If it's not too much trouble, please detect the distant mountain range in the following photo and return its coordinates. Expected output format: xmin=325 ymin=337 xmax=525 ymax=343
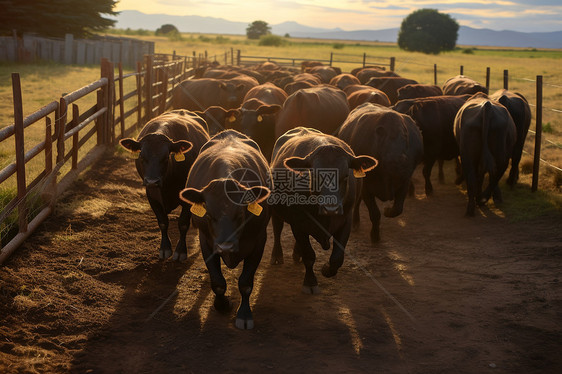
xmin=114 ymin=10 xmax=562 ymax=49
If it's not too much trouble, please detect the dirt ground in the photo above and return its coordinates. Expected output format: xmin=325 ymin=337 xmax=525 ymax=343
xmin=0 ymin=151 xmax=561 ymax=374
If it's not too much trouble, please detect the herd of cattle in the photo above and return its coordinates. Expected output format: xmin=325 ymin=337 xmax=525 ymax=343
xmin=119 ymin=60 xmax=531 ymax=330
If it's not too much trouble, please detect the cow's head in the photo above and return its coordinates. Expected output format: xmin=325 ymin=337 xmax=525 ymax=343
xmin=180 ymin=179 xmax=270 ymax=258
xmin=194 ymin=106 xmax=239 ymax=135
xmin=218 ymin=82 xmax=246 ymax=109
xmin=120 ymin=133 xmax=192 ymax=188
xmin=283 ymin=145 xmax=377 ymax=215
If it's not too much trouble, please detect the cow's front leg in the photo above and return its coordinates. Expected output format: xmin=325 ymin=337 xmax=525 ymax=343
xmin=147 ymin=197 xmax=172 ymax=259
xmin=200 ymin=238 xmax=230 ymax=313
xmin=173 ymin=203 xmax=191 ymax=261
xmin=236 ymin=236 xmax=265 ymax=330
xmin=270 ymin=212 xmax=284 ymax=265
xmin=322 ymin=220 xmax=351 ymax=278
xmin=384 ymin=179 xmax=408 ymax=218
xmin=292 ymin=229 xmax=318 ymax=294
xmin=362 ymin=187 xmax=381 ymax=243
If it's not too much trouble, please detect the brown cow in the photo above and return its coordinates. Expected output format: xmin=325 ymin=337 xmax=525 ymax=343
xmin=172 ymin=76 xmax=258 ymax=111
xmin=305 ymin=65 xmax=339 ymax=84
xmin=269 ymin=127 xmax=377 ymax=292
xmin=454 ymin=93 xmax=516 ymax=216
xmin=365 ymin=77 xmax=419 ymax=104
xmin=284 ymin=80 xmax=316 ymax=95
xmin=119 ymin=110 xmax=210 ymax=260
xmin=347 ymin=88 xmax=391 ymax=109
xmin=329 ymin=73 xmax=361 ymax=90
xmin=180 ymin=130 xmax=271 ymax=330
xmin=193 ymin=106 xmax=238 ymax=135
xmin=275 ymin=85 xmax=350 ymax=138
xmin=356 ymin=68 xmax=400 ymax=84
xmin=442 ymin=75 xmax=488 ymax=96
xmin=338 ymin=103 xmax=423 ymax=242
xmin=397 ymin=84 xmax=443 ymax=100
xmin=489 ymin=89 xmax=532 ymax=187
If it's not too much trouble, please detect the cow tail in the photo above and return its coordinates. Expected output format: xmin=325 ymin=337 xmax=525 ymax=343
xmin=481 ymin=101 xmax=495 ymax=174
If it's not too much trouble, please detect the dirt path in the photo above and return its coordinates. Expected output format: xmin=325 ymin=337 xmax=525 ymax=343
xmin=1 ymin=152 xmax=561 ymax=374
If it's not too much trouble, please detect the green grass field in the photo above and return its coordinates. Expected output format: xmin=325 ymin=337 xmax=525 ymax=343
xmin=0 ymin=32 xmax=560 ymax=216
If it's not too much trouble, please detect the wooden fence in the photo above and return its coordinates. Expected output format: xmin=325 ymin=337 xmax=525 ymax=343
xmin=0 ymin=53 xmax=195 ymax=264
xmin=0 ymin=33 xmax=155 ymax=68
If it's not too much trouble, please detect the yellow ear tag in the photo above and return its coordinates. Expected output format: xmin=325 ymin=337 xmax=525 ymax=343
xmin=190 ymin=203 xmax=206 ymax=217
xmin=257 ymin=115 xmax=263 ymax=122
xmin=228 ymin=114 xmax=237 ymax=123
xmin=247 ymin=202 xmax=263 ymax=216
xmin=353 ymin=169 xmax=366 ymax=178
xmin=174 ymin=152 xmax=185 ymax=162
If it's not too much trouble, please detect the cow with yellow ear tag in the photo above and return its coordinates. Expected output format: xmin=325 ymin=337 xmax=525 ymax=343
xmin=179 ymin=130 xmax=272 ymax=330
xmin=119 ymin=109 xmax=210 ymax=261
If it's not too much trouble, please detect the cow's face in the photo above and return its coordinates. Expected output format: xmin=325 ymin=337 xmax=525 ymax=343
xmin=237 ymin=104 xmax=281 ymax=139
xmin=180 ymin=179 xmax=270 ymax=255
xmin=120 ymin=134 xmax=192 ymax=187
xmin=284 ymin=145 xmax=377 ymax=215
xmin=219 ymin=82 xmax=246 ymax=108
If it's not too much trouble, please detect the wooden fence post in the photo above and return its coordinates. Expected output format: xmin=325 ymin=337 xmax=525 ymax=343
xmin=503 ymin=69 xmax=509 ymax=90
xmin=231 ymin=48 xmax=234 ymax=65
xmin=136 ymin=61 xmax=143 ymax=128
xmin=434 ymin=64 xmax=437 ymax=85
xmin=237 ymin=49 xmax=241 ymax=66
xmin=11 ymin=73 xmax=28 ymax=233
xmin=118 ymin=62 xmax=125 ymax=139
xmin=329 ymin=52 xmax=333 ymax=66
xmin=486 ymin=67 xmax=490 ymax=90
xmin=100 ymin=58 xmax=113 ymax=144
xmin=362 ymin=53 xmax=366 ymax=68
xmin=71 ymin=104 xmax=79 ymax=170
xmin=160 ymin=67 xmax=168 ymax=114
xmin=390 ymin=57 xmax=395 ymax=72
xmin=460 ymin=65 xmax=464 ymax=75
xmin=532 ymin=75 xmax=542 ymax=192
xmin=145 ymin=54 xmax=153 ymax=121
xmin=57 ymin=97 xmax=67 ymax=162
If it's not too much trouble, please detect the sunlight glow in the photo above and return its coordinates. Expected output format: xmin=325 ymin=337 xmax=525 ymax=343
xmin=338 ymin=305 xmax=363 ymax=355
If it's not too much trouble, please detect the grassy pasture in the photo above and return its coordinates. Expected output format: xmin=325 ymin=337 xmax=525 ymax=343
xmin=0 ymin=33 xmax=560 ymax=213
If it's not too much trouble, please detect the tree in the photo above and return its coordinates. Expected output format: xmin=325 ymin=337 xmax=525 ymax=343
xmin=155 ymin=24 xmax=179 ymax=36
xmin=397 ymin=9 xmax=459 ymax=54
xmin=0 ymin=0 xmax=118 ymax=38
xmin=246 ymin=20 xmax=271 ymax=40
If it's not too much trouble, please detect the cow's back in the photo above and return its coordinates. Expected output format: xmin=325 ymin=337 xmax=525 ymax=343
xmin=275 ymin=86 xmax=349 ymax=138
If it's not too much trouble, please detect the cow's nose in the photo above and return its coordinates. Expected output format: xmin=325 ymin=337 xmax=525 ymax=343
xmin=318 ymin=204 xmax=343 ymax=216
xmin=215 ymin=242 xmax=236 ymax=253
xmin=143 ymin=177 xmax=162 ymax=188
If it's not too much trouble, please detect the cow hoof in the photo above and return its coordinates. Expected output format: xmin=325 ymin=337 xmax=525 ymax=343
xmin=321 ymin=263 xmax=338 ymax=278
xmin=159 ymin=249 xmax=172 ymax=260
xmin=214 ymin=296 xmax=232 ymax=313
xmin=173 ymin=252 xmax=187 ymax=262
xmin=270 ymin=256 xmax=284 ymax=265
xmin=302 ymin=285 xmax=320 ymax=295
xmin=235 ymin=318 xmax=254 ymax=330
xmin=370 ymin=230 xmax=380 ymax=244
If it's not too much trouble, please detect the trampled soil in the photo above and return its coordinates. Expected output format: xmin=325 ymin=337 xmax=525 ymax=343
xmin=1 ymin=152 xmax=561 ymax=374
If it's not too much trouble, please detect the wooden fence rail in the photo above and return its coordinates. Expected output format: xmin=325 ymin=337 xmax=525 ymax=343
xmin=0 ymin=53 xmax=196 ymax=264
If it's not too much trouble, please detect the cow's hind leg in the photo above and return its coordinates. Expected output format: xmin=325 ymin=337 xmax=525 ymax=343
xmin=322 ymin=220 xmax=351 ymax=278
xmin=173 ymin=204 xmax=191 ymax=261
xmin=384 ymin=180 xmax=409 ymax=218
xmin=292 ymin=228 xmax=319 ymax=294
xmin=235 ymin=235 xmax=266 ymax=330
xmin=423 ymin=157 xmax=436 ymax=196
xmin=270 ymin=213 xmax=284 ymax=265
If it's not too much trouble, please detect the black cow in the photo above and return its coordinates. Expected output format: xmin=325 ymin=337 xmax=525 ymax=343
xmin=120 ymin=110 xmax=210 ymax=260
xmin=338 ymin=103 xmax=423 ymax=242
xmin=179 ymin=130 xmax=271 ymax=330
xmin=270 ymin=127 xmax=377 ymax=293
xmin=393 ymin=95 xmax=471 ymax=195
xmin=454 ymin=93 xmax=516 ymax=216
xmin=489 ymin=89 xmax=532 ymax=186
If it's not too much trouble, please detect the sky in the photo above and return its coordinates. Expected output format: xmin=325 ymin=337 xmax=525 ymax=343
xmin=114 ymin=0 xmax=562 ymax=32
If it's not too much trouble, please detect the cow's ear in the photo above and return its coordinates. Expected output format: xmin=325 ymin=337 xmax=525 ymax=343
xmin=179 ymin=187 xmax=205 ymax=205
xmin=119 ymin=138 xmax=141 ymax=152
xmin=257 ymin=104 xmax=282 ymax=116
xmin=246 ymin=186 xmax=271 ymax=204
xmin=170 ymin=140 xmax=193 ymax=154
xmin=349 ymin=155 xmax=378 ymax=176
xmin=284 ymin=156 xmax=310 ymax=172
xmin=236 ymin=84 xmax=245 ymax=92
